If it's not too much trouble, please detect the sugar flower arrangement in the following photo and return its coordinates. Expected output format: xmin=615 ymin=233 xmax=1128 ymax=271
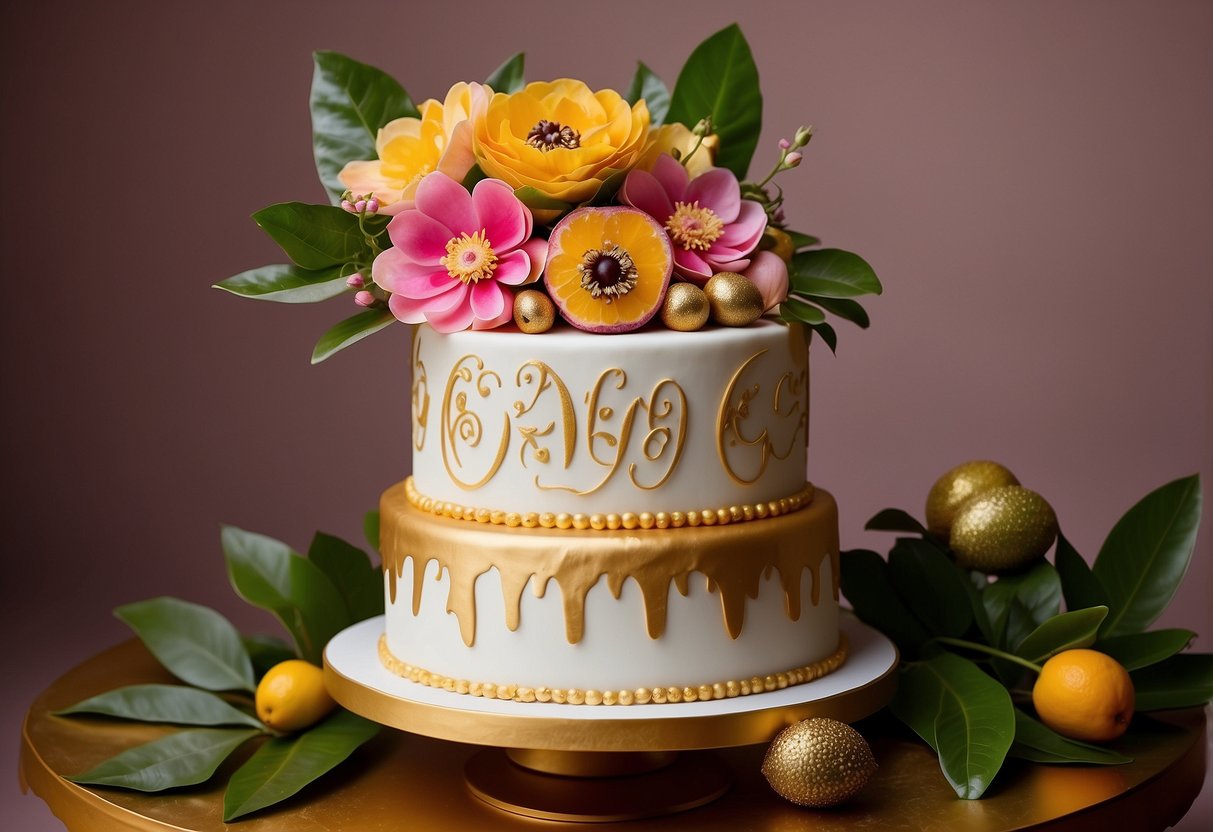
xmin=218 ymin=24 xmax=881 ymax=361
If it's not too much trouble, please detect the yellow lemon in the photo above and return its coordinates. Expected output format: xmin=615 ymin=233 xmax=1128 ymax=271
xmin=760 ymin=227 xmax=796 ymax=263
xmin=1032 ymin=649 xmax=1135 ymax=742
xmin=949 ymin=485 xmax=1058 ymax=573
xmin=925 ymin=460 xmax=1020 ymax=535
xmin=255 ymin=660 xmax=336 ymax=732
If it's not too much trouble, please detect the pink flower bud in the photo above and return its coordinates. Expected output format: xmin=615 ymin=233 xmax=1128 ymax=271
xmin=743 ymin=251 xmax=790 ymax=312
xmin=353 ymin=199 xmax=367 ymax=213
xmin=778 ymin=138 xmax=791 ymax=150
xmin=366 ymin=197 xmax=380 ymax=214
xmin=346 ymin=274 xmax=365 ymax=288
xmin=784 ymin=152 xmax=803 ymax=168
xmin=341 ymin=199 xmax=356 ymax=213
xmin=354 ymin=290 xmax=375 ymax=307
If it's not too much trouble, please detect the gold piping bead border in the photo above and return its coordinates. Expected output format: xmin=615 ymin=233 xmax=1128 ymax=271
xmin=402 ymin=477 xmax=816 ymax=531
xmin=377 ymin=632 xmax=848 ymax=706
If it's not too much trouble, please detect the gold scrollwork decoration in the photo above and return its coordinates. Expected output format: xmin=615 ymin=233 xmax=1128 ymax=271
xmin=440 ymin=354 xmax=510 ymax=491
xmin=717 ymin=350 xmax=807 ymax=486
xmin=410 ymin=330 xmax=430 ymax=452
xmin=512 ymin=361 xmax=576 ymax=470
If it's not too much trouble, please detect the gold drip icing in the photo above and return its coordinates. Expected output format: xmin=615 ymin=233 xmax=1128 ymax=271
xmin=380 ymin=480 xmax=840 ymax=647
xmin=378 ymin=632 xmax=848 ymax=705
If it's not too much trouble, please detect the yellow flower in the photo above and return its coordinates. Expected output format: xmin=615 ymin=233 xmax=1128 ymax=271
xmin=637 ymin=123 xmax=719 ymax=178
xmin=473 ymin=80 xmax=650 ymax=204
xmin=338 ymin=82 xmax=490 ymax=213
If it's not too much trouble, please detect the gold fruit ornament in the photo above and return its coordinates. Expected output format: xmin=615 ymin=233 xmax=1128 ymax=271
xmin=1032 ymin=649 xmax=1135 ymax=742
xmin=513 ymin=289 xmax=556 ymax=334
xmin=760 ymin=227 xmax=795 ymax=263
xmin=949 ymin=485 xmax=1058 ymax=573
xmin=660 ymin=282 xmax=710 ymax=331
xmin=925 ymin=460 xmax=1020 ymax=536
xmin=704 ymin=272 xmax=764 ymax=327
xmin=761 ymin=717 xmax=877 ymax=807
xmin=255 ymin=660 xmax=337 ymax=732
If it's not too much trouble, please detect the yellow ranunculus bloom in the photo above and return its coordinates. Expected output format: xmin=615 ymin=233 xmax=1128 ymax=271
xmin=637 ymin=123 xmax=719 ymax=177
xmin=473 ymin=79 xmax=650 ymax=204
xmin=339 ymin=82 xmax=490 ymax=213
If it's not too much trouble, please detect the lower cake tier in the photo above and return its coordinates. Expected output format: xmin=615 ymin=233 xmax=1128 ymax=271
xmin=378 ymin=479 xmax=843 ymax=701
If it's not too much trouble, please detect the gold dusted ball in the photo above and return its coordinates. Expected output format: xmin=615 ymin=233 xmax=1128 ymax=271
xmin=513 ymin=289 xmax=556 ymax=334
xmin=950 ymin=485 xmax=1059 ymax=573
xmin=704 ymin=272 xmax=764 ymax=327
xmin=660 ymin=282 xmax=710 ymax=331
xmin=762 ymin=718 xmax=877 ymax=807
xmin=925 ymin=460 xmax=1020 ymax=536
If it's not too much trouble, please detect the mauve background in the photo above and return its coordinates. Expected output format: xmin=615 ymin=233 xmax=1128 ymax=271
xmin=3 ymin=0 xmax=1210 ymax=828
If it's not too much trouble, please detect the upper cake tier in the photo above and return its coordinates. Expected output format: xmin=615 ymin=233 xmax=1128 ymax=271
xmin=409 ymin=318 xmax=810 ymax=519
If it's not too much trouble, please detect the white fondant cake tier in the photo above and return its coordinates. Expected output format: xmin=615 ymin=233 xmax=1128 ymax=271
xmin=408 ymin=319 xmax=809 ymax=518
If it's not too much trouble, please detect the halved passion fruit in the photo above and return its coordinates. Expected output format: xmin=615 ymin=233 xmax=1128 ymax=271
xmin=544 ymin=206 xmax=672 ymax=333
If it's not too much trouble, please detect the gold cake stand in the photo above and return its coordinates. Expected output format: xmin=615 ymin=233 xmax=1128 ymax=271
xmin=323 ymin=613 xmax=899 ymax=821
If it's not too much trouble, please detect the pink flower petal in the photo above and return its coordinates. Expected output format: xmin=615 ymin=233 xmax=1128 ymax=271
xmin=494 ymin=249 xmax=532 ymax=286
xmin=414 ymin=171 xmax=477 ymax=236
xmin=743 ymin=251 xmax=789 ymax=311
xmin=425 ymin=285 xmax=476 ymax=332
xmin=519 ymin=237 xmax=547 ymax=284
xmin=651 ymin=153 xmax=689 ymax=202
xmin=387 ymin=282 xmax=462 ymax=324
xmin=718 ymin=199 xmax=768 ymax=249
xmin=673 ymin=248 xmax=712 ymax=283
xmin=469 ymin=279 xmax=508 ymax=322
xmin=473 ymin=179 xmax=530 ymax=251
xmin=386 ymin=210 xmax=454 ymax=265
xmin=685 ymin=168 xmax=741 ymax=223
xmin=621 ymin=168 xmax=675 ymax=222
xmin=471 ymin=300 xmax=514 ymax=330
xmin=372 ymin=248 xmax=455 ymax=297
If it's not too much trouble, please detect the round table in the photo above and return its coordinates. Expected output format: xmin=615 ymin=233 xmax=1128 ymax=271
xmin=19 ymin=640 xmax=1208 ymax=831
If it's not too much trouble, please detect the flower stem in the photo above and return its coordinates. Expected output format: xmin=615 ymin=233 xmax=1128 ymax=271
xmin=931 ymin=637 xmax=1044 ymax=674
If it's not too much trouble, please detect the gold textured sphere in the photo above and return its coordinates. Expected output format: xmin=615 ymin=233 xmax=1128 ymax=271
xmin=925 ymin=460 xmax=1020 ymax=536
xmin=660 ymin=282 xmax=710 ymax=331
xmin=704 ymin=272 xmax=764 ymax=327
xmin=513 ymin=289 xmax=556 ymax=334
xmin=950 ymin=485 xmax=1059 ymax=573
xmin=762 ymin=718 xmax=877 ymax=807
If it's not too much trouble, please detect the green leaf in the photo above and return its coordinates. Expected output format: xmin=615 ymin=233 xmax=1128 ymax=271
xmin=1054 ymin=532 xmax=1109 ymax=613
xmin=513 ymin=186 xmax=574 ymax=213
xmin=890 ymin=652 xmax=1015 ymax=799
xmin=983 ymin=562 xmax=1062 ymax=651
xmin=311 ymin=308 xmax=396 ymax=364
xmin=1093 ymin=475 xmax=1202 ymax=636
xmin=585 ymin=169 xmax=629 ymax=208
xmin=784 ymin=230 xmax=821 ymax=251
xmin=811 ymin=295 xmax=871 ymax=329
xmin=789 ymin=249 xmax=883 ymax=298
xmin=781 ymin=297 xmax=826 ymax=325
xmin=243 ymin=634 xmax=298 ymax=678
xmin=666 ymin=24 xmax=762 ymax=178
xmin=865 ymin=508 xmax=928 ymax=535
xmin=888 ymin=538 xmax=973 ymax=637
xmin=461 ymin=164 xmax=487 ymax=189
xmin=839 ymin=549 xmax=930 ymax=653
xmin=1009 ymin=709 xmax=1131 ymax=765
xmin=223 ymin=710 xmax=379 ymax=821
xmin=67 ymin=728 xmax=259 ymax=792
xmin=252 ymin=203 xmax=370 ymax=271
xmin=363 ymin=510 xmax=381 ymax=552
xmin=310 ymin=52 xmax=418 ymax=202
xmin=625 ymin=62 xmax=670 ymax=125
xmin=1098 ymin=629 xmax=1196 ymax=671
xmin=221 ymin=526 xmax=350 ymax=665
xmin=57 ymin=685 xmax=262 ymax=729
xmin=963 ymin=573 xmax=998 ymax=647
xmin=485 ymin=53 xmax=525 ymax=93
xmin=1014 ymin=606 xmax=1108 ymax=665
xmin=1130 ymin=653 xmax=1213 ymax=710
xmin=214 ymin=264 xmax=349 ymax=304
xmin=809 ymin=322 xmax=837 ymax=354
xmin=115 ymin=598 xmax=254 ymax=693
xmin=308 ymin=532 xmax=383 ymax=622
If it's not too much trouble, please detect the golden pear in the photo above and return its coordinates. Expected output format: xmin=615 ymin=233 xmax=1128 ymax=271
xmin=925 ymin=460 xmax=1020 ymax=535
xmin=762 ymin=717 xmax=877 ymax=807
xmin=950 ymin=485 xmax=1058 ymax=573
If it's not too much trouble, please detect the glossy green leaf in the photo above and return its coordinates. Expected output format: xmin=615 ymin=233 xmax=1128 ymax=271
xmin=809 ymin=322 xmax=837 ymax=354
xmin=513 ymin=186 xmax=574 ymax=213
xmin=1054 ymin=532 xmax=1109 ymax=613
xmin=1009 ymin=709 xmax=1131 ymax=765
xmin=784 ymin=230 xmax=821 ymax=250
xmin=214 ymin=264 xmax=348 ymax=304
xmin=223 ymin=710 xmax=379 ymax=821
xmin=963 ymin=573 xmax=998 ymax=647
xmin=865 ymin=508 xmax=928 ymax=535
xmin=666 ymin=24 xmax=762 ymax=178
xmin=311 ymin=308 xmax=396 ymax=364
xmin=67 ymin=728 xmax=259 ymax=792
xmin=1093 ymin=475 xmax=1202 ymax=636
xmin=1014 ymin=606 xmax=1107 ymax=665
xmin=890 ymin=652 xmax=1014 ymax=799
xmin=310 ymin=52 xmax=418 ymax=201
xmin=790 ymin=249 xmax=883 ymax=298
xmin=782 ymin=297 xmax=826 ymax=325
xmin=888 ymin=538 xmax=973 ymax=637
xmin=1130 ymin=653 xmax=1213 ymax=710
xmin=485 ymin=53 xmax=525 ymax=93
xmin=625 ymin=62 xmax=670 ymax=125
xmin=308 ymin=532 xmax=383 ymax=623
xmin=221 ymin=526 xmax=349 ymax=665
xmin=811 ymin=295 xmax=871 ymax=328
xmin=252 ymin=203 xmax=370 ymax=271
xmin=242 ymin=634 xmax=297 ymax=678
xmin=983 ymin=561 xmax=1062 ymax=651
xmin=839 ymin=549 xmax=930 ymax=653
xmin=461 ymin=164 xmax=487 ymax=189
xmin=57 ymin=685 xmax=262 ymax=729
xmin=1098 ymin=629 xmax=1196 ymax=671
xmin=363 ymin=510 xmax=381 ymax=552
xmin=115 ymin=598 xmax=254 ymax=693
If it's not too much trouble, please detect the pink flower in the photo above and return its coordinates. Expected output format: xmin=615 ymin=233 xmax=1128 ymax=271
xmin=372 ymin=172 xmax=546 ymax=332
xmin=620 ymin=154 xmax=767 ymax=285
xmin=744 ymin=251 xmax=790 ymax=312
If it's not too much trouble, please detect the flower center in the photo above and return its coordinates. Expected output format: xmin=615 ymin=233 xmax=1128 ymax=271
xmin=577 ymin=242 xmax=638 ymax=302
xmin=440 ymin=230 xmax=497 ymax=284
xmin=526 ymin=119 xmax=581 ymax=151
xmin=665 ymin=201 xmax=724 ymax=251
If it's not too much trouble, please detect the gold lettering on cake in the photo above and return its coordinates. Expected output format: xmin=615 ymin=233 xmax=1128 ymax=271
xmin=512 ymin=361 xmax=576 ymax=469
xmin=410 ymin=329 xmax=430 ymax=452
xmin=716 ymin=350 xmax=808 ymax=486
xmin=629 ymin=379 xmax=688 ymax=491
xmin=440 ymin=355 xmax=510 ymax=490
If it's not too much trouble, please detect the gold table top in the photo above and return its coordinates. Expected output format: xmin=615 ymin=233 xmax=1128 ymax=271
xmin=20 ymin=639 xmax=1208 ymax=831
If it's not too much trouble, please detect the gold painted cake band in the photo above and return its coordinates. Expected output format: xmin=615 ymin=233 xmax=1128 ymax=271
xmin=378 ymin=633 xmax=848 ymax=706
xmin=402 ymin=476 xmax=816 ymax=531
